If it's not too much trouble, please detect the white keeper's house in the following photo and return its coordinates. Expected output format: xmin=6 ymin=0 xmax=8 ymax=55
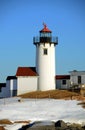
xmin=0 ymin=24 xmax=85 ymax=98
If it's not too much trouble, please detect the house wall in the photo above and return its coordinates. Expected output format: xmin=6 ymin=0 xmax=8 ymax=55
xmin=56 ymin=80 xmax=61 ymax=89
xmin=70 ymin=71 xmax=85 ymax=85
xmin=6 ymin=79 xmax=17 ymax=97
xmin=61 ymin=80 xmax=70 ymax=89
xmin=0 ymin=84 xmax=10 ymax=98
xmin=82 ymin=75 xmax=85 ymax=84
xmin=9 ymin=79 xmax=17 ymax=90
xmin=56 ymin=79 xmax=70 ymax=89
xmin=0 ymin=79 xmax=17 ymax=98
xmin=17 ymin=76 xmax=38 ymax=95
xmin=10 ymin=79 xmax=17 ymax=96
xmin=70 ymin=76 xmax=78 ymax=84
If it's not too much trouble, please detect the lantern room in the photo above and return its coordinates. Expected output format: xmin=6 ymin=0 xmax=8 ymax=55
xmin=33 ymin=24 xmax=58 ymax=45
xmin=39 ymin=23 xmax=52 ymax=43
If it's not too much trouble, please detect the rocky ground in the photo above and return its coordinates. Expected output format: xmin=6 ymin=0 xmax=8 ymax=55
xmin=1 ymin=119 xmax=85 ymax=130
xmin=19 ymin=120 xmax=85 ymax=130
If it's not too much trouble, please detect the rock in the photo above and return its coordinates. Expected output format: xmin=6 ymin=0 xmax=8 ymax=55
xmin=68 ymin=123 xmax=84 ymax=130
xmin=26 ymin=121 xmax=55 ymax=130
xmin=19 ymin=122 xmax=35 ymax=130
xmin=82 ymin=125 xmax=85 ymax=129
xmin=55 ymin=120 xmax=67 ymax=128
xmin=55 ymin=120 xmax=85 ymax=130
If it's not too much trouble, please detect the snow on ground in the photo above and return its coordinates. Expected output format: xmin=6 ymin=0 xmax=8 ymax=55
xmin=0 ymin=97 xmax=85 ymax=129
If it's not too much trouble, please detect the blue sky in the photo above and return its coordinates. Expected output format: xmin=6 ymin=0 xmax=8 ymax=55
xmin=0 ymin=0 xmax=85 ymax=82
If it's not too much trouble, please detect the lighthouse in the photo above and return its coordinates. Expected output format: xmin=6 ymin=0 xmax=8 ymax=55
xmin=33 ymin=24 xmax=58 ymax=91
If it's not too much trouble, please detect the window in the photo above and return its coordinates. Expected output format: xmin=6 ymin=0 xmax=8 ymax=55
xmin=43 ymin=48 xmax=48 ymax=55
xmin=62 ymin=80 xmax=66 ymax=85
xmin=78 ymin=76 xmax=81 ymax=84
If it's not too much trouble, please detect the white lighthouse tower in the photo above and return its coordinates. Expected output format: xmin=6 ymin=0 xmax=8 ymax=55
xmin=33 ymin=24 xmax=58 ymax=91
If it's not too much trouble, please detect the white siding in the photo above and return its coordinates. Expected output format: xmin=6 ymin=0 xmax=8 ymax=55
xmin=10 ymin=79 xmax=17 ymax=90
xmin=17 ymin=76 xmax=38 ymax=95
xmin=70 ymin=76 xmax=78 ymax=84
xmin=56 ymin=79 xmax=70 ymax=89
xmin=82 ymin=75 xmax=85 ymax=84
xmin=70 ymin=71 xmax=85 ymax=85
xmin=6 ymin=79 xmax=17 ymax=97
xmin=10 ymin=79 xmax=17 ymax=96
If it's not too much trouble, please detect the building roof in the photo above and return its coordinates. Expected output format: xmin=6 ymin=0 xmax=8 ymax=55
xmin=16 ymin=67 xmax=38 ymax=76
xmin=56 ymin=75 xmax=70 ymax=80
xmin=0 ymin=83 xmax=6 ymax=87
xmin=6 ymin=76 xmax=17 ymax=80
xmin=69 ymin=70 xmax=85 ymax=75
xmin=0 ymin=83 xmax=6 ymax=92
xmin=40 ymin=23 xmax=52 ymax=33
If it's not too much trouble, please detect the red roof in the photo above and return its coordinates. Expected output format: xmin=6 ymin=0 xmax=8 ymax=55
xmin=55 ymin=75 xmax=70 ymax=80
xmin=16 ymin=67 xmax=38 ymax=76
xmin=40 ymin=23 xmax=52 ymax=33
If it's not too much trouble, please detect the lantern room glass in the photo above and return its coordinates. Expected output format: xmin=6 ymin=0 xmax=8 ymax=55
xmin=40 ymin=32 xmax=52 ymax=37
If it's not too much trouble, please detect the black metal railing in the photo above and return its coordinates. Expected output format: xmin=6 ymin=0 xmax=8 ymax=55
xmin=33 ymin=36 xmax=58 ymax=45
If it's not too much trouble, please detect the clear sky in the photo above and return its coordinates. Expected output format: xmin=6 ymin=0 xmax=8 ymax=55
xmin=0 ymin=0 xmax=85 ymax=82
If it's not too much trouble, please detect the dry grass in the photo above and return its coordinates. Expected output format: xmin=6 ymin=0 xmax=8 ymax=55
xmin=0 ymin=119 xmax=12 ymax=124
xmin=14 ymin=120 xmax=31 ymax=124
xmin=18 ymin=89 xmax=81 ymax=100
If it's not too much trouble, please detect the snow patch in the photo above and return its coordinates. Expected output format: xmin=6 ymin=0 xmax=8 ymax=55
xmin=0 ymin=97 xmax=85 ymax=129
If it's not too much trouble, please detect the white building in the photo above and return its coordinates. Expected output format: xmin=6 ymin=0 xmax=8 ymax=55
xmin=69 ymin=70 xmax=85 ymax=88
xmin=16 ymin=67 xmax=38 ymax=95
xmin=56 ymin=75 xmax=70 ymax=89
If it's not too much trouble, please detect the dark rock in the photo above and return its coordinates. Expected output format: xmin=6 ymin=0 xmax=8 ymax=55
xmin=55 ymin=120 xmax=67 ymax=128
xmin=18 ymin=122 xmax=35 ymax=130
xmin=68 ymin=123 xmax=84 ymax=130
xmin=27 ymin=121 xmax=55 ymax=130
xmin=82 ymin=125 xmax=85 ymax=129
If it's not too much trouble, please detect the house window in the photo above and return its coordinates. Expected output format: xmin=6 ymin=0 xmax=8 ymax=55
xmin=62 ymin=80 xmax=66 ymax=85
xmin=78 ymin=76 xmax=81 ymax=84
xmin=43 ymin=48 xmax=48 ymax=55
